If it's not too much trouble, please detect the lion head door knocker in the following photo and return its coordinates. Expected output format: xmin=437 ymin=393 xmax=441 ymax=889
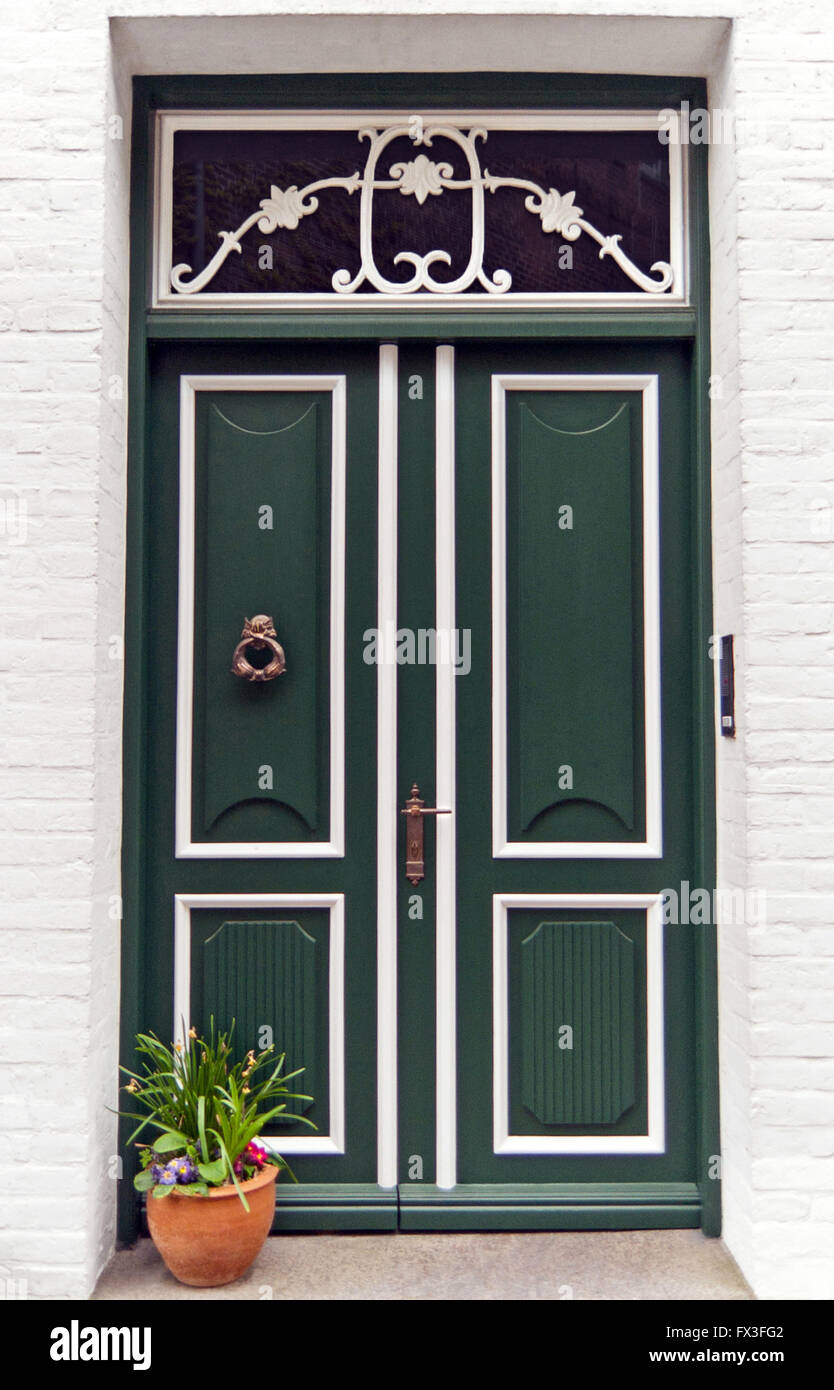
xmin=231 ymin=614 xmax=286 ymax=683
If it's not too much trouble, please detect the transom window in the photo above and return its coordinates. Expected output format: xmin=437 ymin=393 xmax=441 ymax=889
xmin=154 ymin=110 xmax=687 ymax=309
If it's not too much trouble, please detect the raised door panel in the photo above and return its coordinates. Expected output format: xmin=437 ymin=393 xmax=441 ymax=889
xmin=175 ymin=375 xmax=346 ymax=858
xmin=493 ymin=374 xmax=661 ymax=859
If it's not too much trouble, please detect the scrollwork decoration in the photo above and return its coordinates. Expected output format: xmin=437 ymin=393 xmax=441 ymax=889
xmin=170 ymin=121 xmax=674 ymax=298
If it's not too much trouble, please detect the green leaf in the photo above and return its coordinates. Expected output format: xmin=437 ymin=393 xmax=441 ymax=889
xmin=214 ymin=1135 xmax=250 ymax=1212
xmin=152 ymin=1184 xmax=175 ymax=1198
xmin=152 ymin=1130 xmax=189 ymax=1155
xmin=274 ymin=1154 xmax=298 ymax=1183
xmin=175 ymin=1182 xmax=210 ymax=1197
xmin=133 ymin=1169 xmax=156 ymax=1192
xmin=197 ymin=1095 xmax=209 ymax=1164
xmin=196 ymin=1159 xmax=226 ymax=1185
xmin=124 ymin=1115 xmax=155 ymax=1147
xmin=256 ymin=1102 xmax=317 ymax=1131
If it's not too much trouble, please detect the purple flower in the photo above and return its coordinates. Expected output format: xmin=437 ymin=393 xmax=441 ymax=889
xmin=161 ymin=1156 xmax=197 ymax=1185
xmin=172 ymin=1157 xmax=198 ymax=1184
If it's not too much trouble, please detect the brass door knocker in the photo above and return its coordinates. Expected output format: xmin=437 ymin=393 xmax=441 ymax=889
xmin=231 ymin=614 xmax=286 ymax=683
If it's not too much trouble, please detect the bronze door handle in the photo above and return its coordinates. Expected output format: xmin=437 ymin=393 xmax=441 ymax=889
xmin=400 ymin=782 xmax=452 ymax=885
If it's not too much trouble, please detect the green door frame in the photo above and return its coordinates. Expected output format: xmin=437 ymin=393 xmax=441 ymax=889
xmin=119 ymin=71 xmax=718 ymax=1242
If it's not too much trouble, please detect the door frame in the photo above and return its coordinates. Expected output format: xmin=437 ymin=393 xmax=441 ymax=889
xmin=119 ymin=71 xmax=718 ymax=1241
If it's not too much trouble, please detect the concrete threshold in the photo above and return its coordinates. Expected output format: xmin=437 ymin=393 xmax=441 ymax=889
xmin=93 ymin=1229 xmax=753 ymax=1301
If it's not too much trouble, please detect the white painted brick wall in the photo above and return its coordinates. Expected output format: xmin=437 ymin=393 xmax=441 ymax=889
xmin=721 ymin=1 xmax=834 ymax=1298
xmin=0 ymin=0 xmax=832 ymax=1300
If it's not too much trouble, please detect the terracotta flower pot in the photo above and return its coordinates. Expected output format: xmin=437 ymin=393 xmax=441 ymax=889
xmin=146 ymin=1164 xmax=278 ymax=1287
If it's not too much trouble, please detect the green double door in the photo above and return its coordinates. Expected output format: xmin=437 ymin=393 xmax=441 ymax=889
xmin=136 ymin=331 xmax=716 ymax=1233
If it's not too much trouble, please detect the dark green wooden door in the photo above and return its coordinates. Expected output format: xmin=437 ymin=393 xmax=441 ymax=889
xmin=396 ymin=339 xmax=712 ymax=1231
xmin=134 ymin=334 xmax=714 ymax=1233
xmin=140 ymin=339 xmax=397 ymax=1228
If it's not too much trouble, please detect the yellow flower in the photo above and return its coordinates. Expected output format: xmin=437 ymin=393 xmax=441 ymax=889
xmin=188 ymin=1026 xmax=198 ymax=1039
xmin=242 ymin=1085 xmax=250 ymax=1095
xmin=126 ymin=1078 xmax=140 ymax=1093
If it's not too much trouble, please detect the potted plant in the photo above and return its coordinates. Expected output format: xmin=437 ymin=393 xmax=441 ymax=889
xmin=120 ymin=1021 xmax=314 ymax=1287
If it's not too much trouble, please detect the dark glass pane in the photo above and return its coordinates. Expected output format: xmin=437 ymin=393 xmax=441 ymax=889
xmin=172 ymin=129 xmax=364 ymax=294
xmin=170 ymin=125 xmax=671 ymax=297
xmin=481 ymin=129 xmax=670 ymax=295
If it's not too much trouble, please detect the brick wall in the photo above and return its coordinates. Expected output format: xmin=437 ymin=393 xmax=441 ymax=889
xmin=0 ymin=3 xmax=116 ymax=1299
xmin=713 ymin=4 xmax=834 ymax=1299
xmin=0 ymin=0 xmax=831 ymax=1300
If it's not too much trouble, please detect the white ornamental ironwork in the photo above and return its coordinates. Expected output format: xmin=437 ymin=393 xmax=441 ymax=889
xmin=170 ymin=122 xmax=674 ymax=297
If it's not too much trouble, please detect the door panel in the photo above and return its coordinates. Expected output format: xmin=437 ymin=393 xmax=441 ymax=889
xmin=495 ymin=374 xmax=660 ymax=857
xmin=431 ymin=340 xmax=700 ymax=1221
xmin=177 ymin=896 xmax=343 ymax=1153
xmin=143 ymin=341 xmax=387 ymax=1208
xmin=505 ymin=386 xmax=646 ymax=849
xmin=197 ymin=391 xmax=330 ymax=845
xmin=495 ymin=895 xmax=664 ymax=1153
xmin=517 ymin=918 xmax=637 ymax=1129
xmin=178 ymin=375 xmax=344 ymax=856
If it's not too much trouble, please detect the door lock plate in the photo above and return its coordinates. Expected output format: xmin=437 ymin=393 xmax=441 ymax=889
xmin=401 ymin=782 xmax=452 ymax=885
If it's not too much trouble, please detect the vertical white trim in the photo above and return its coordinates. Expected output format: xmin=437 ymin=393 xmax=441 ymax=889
xmin=376 ymin=345 xmax=399 ymax=1190
xmin=173 ymin=892 xmax=345 ymax=1155
xmin=491 ymin=373 xmax=508 ymax=861
xmin=329 ymin=376 xmax=347 ymax=860
xmin=156 ymin=112 xmax=174 ymax=307
xmin=491 ymin=373 xmax=663 ymax=859
xmin=176 ymin=375 xmax=198 ymax=859
xmin=173 ymin=894 xmax=192 ymax=1054
xmin=668 ymin=133 xmax=689 ymax=306
xmin=491 ymin=892 xmax=510 ymax=1160
xmin=492 ymin=893 xmax=665 ymax=1155
xmin=642 ymin=376 xmax=663 ymax=859
xmin=645 ymin=893 xmax=666 ymax=1152
xmin=435 ymin=345 xmax=457 ymax=1191
xmin=328 ymin=894 xmax=347 ymax=1158
xmin=174 ymin=374 xmax=346 ymax=858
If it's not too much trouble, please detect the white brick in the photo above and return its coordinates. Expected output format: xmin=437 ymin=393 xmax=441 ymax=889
xmin=751 ymin=1194 xmax=812 ymax=1221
